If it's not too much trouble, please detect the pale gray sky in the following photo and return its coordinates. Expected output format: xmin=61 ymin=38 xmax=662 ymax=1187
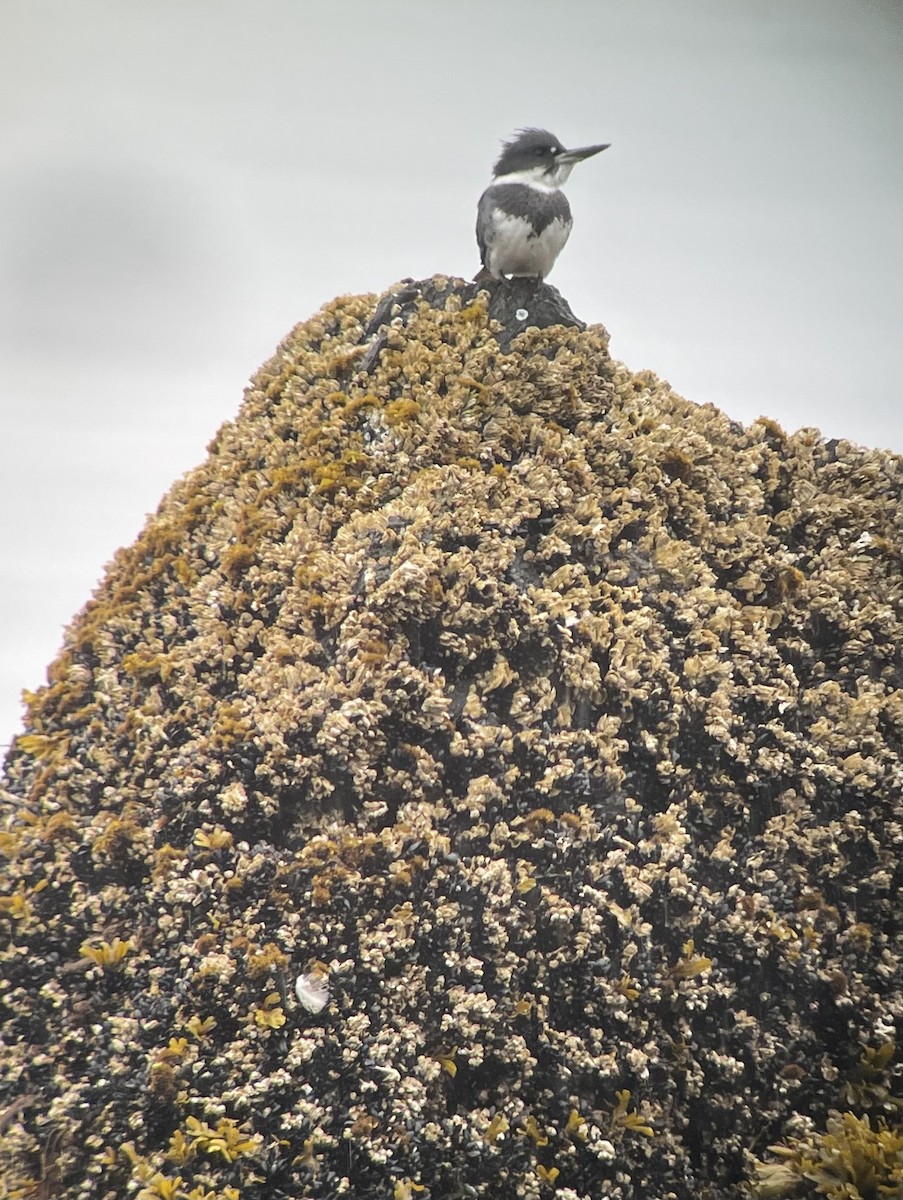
xmin=1 ymin=0 xmax=901 ymax=748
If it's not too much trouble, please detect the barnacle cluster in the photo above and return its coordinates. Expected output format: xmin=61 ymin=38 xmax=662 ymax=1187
xmin=1 ymin=276 xmax=901 ymax=1198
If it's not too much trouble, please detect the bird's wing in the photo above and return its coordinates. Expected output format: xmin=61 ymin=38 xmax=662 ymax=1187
xmin=475 ymin=187 xmax=497 ymax=268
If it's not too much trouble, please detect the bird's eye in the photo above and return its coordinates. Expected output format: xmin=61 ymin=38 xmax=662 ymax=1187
xmin=535 ymin=146 xmax=549 ymax=156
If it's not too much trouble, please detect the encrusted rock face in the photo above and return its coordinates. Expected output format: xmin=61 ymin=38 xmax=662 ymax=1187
xmin=1 ymin=277 xmax=901 ymax=1200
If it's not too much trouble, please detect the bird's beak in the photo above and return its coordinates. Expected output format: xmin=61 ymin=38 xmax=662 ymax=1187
xmin=557 ymin=142 xmax=610 ymax=165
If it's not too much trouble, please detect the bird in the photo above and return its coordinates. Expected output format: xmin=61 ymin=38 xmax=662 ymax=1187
xmin=476 ymin=128 xmax=609 ymax=282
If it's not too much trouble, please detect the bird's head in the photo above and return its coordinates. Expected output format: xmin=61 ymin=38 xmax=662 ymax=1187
xmin=492 ymin=128 xmax=610 ymax=187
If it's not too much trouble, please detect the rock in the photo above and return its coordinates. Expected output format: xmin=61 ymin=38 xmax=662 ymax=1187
xmin=1 ymin=275 xmax=901 ymax=1199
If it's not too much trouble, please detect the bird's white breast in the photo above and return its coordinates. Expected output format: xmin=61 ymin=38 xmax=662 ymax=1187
xmin=486 ymin=210 xmax=572 ymax=279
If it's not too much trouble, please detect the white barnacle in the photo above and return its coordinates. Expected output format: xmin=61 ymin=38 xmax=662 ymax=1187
xmin=295 ymin=971 xmax=330 ymax=1014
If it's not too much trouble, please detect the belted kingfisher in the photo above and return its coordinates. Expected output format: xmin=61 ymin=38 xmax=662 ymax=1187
xmin=476 ymin=128 xmax=609 ymax=281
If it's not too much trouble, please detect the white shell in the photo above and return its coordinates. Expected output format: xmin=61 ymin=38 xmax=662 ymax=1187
xmin=295 ymin=972 xmax=329 ymax=1013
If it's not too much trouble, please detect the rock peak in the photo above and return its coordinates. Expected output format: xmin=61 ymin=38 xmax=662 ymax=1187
xmin=2 ymin=276 xmax=901 ymax=1198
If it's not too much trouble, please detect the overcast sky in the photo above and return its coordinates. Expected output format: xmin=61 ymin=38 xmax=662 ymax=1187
xmin=1 ymin=0 xmax=901 ymax=750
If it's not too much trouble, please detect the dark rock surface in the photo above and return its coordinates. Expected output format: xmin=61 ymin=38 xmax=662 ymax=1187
xmin=1 ymin=276 xmax=901 ymax=1199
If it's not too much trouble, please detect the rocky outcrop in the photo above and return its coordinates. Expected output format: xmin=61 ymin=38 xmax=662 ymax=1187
xmin=2 ymin=277 xmax=901 ymax=1199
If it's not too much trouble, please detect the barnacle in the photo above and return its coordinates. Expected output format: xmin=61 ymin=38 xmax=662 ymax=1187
xmin=1 ymin=276 xmax=901 ymax=1199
